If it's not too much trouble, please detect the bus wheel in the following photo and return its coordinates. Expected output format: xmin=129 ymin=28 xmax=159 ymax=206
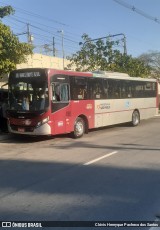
xmin=73 ymin=117 xmax=85 ymax=138
xmin=132 ymin=110 xmax=140 ymax=126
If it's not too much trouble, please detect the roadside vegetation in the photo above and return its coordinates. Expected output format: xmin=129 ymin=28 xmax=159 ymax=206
xmin=67 ymin=34 xmax=160 ymax=79
xmin=0 ymin=5 xmax=33 ymax=76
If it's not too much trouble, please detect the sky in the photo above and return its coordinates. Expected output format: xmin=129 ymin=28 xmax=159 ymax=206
xmin=0 ymin=0 xmax=160 ymax=58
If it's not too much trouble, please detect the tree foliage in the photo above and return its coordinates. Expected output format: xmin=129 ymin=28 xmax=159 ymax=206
xmin=67 ymin=34 xmax=151 ymax=78
xmin=0 ymin=5 xmax=15 ymax=18
xmin=138 ymin=51 xmax=160 ymax=79
xmin=0 ymin=5 xmax=33 ymax=76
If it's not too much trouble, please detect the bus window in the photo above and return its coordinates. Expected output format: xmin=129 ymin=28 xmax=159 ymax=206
xmin=9 ymin=81 xmax=48 ymax=111
xmin=52 ymin=83 xmax=69 ymax=102
xmin=103 ymin=79 xmax=108 ymax=99
xmin=144 ymin=82 xmax=157 ymax=97
xmin=125 ymin=81 xmax=133 ymax=98
xmin=88 ymin=78 xmax=104 ymax=99
xmin=61 ymin=84 xmax=69 ymax=101
xmin=70 ymin=77 xmax=87 ymax=100
xmin=120 ymin=80 xmax=127 ymax=98
xmin=134 ymin=81 xmax=145 ymax=98
xmin=108 ymin=79 xmax=118 ymax=99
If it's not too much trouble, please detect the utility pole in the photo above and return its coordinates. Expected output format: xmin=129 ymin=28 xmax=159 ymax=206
xmin=16 ymin=23 xmax=34 ymax=45
xmin=27 ymin=23 xmax=30 ymax=44
xmin=57 ymin=30 xmax=65 ymax=69
xmin=123 ymin=34 xmax=127 ymax=56
xmin=27 ymin=23 xmax=34 ymax=44
xmin=53 ymin=37 xmax=55 ymax=56
xmin=15 ymin=23 xmax=30 ymax=44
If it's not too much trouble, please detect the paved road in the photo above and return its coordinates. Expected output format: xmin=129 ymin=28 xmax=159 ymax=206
xmin=0 ymin=117 xmax=160 ymax=229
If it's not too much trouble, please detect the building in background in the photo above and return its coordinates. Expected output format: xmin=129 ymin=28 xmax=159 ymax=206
xmin=17 ymin=53 xmax=71 ymax=69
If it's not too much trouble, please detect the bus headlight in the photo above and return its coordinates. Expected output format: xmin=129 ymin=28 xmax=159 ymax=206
xmin=36 ymin=121 xmax=41 ymax=127
xmin=41 ymin=117 xmax=49 ymax=124
xmin=36 ymin=117 xmax=49 ymax=128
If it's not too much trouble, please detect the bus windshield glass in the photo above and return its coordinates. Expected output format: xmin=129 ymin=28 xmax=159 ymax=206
xmin=8 ymin=70 xmax=49 ymax=112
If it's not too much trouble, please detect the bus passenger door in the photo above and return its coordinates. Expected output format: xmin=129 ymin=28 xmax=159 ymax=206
xmin=51 ymin=83 xmax=70 ymax=135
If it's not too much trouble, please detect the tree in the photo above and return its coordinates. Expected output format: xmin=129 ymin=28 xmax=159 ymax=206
xmin=67 ymin=34 xmax=151 ymax=78
xmin=138 ymin=51 xmax=160 ymax=79
xmin=113 ymin=53 xmax=151 ymax=77
xmin=0 ymin=6 xmax=33 ymax=76
xmin=0 ymin=5 xmax=15 ymax=18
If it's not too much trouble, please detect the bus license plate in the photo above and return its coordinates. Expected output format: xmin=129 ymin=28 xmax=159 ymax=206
xmin=18 ymin=128 xmax=25 ymax=132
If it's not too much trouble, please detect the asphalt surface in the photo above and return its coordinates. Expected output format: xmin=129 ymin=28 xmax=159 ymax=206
xmin=0 ymin=116 xmax=160 ymax=230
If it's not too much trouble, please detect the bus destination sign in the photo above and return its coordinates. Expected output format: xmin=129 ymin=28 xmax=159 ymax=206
xmin=15 ymin=72 xmax=41 ymax=78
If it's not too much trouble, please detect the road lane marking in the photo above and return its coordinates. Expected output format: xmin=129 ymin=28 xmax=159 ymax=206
xmin=83 ymin=151 xmax=118 ymax=166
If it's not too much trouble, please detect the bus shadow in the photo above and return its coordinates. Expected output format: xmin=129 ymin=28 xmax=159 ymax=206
xmin=0 ymin=132 xmax=73 ymax=144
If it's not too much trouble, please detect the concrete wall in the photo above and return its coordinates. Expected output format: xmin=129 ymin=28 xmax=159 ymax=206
xmin=16 ymin=53 xmax=71 ymax=70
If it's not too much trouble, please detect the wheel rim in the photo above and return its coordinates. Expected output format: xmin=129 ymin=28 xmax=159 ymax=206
xmin=75 ymin=120 xmax=84 ymax=136
xmin=133 ymin=112 xmax=139 ymax=125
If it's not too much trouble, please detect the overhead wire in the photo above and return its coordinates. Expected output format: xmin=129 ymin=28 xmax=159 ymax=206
xmin=8 ymin=14 xmax=80 ymax=47
xmin=0 ymin=1 xmax=82 ymax=39
xmin=12 ymin=22 xmax=79 ymax=56
xmin=0 ymin=1 xmax=82 ymax=57
xmin=113 ymin=0 xmax=160 ymax=24
xmin=0 ymin=1 xmax=68 ymax=27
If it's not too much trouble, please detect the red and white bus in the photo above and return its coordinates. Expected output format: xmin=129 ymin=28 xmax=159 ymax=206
xmin=7 ymin=68 xmax=158 ymax=138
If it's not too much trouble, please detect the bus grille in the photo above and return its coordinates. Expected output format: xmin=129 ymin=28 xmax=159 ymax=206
xmin=10 ymin=125 xmax=34 ymax=132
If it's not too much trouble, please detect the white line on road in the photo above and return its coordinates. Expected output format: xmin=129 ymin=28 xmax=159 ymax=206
xmin=83 ymin=151 xmax=118 ymax=166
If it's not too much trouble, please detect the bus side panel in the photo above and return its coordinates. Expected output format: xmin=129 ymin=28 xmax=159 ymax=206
xmin=138 ymin=98 xmax=157 ymax=119
xmin=95 ymin=99 xmax=131 ymax=127
xmin=50 ymin=104 xmax=71 ymax=135
xmin=69 ymin=100 xmax=95 ymax=130
xmin=49 ymin=100 xmax=94 ymax=135
xmin=94 ymin=98 xmax=157 ymax=128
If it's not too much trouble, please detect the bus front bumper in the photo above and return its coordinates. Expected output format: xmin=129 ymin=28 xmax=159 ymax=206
xmin=8 ymin=123 xmax=51 ymax=136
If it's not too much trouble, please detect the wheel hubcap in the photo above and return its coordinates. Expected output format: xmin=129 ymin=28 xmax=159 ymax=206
xmin=76 ymin=122 xmax=83 ymax=136
xmin=133 ymin=112 xmax=139 ymax=125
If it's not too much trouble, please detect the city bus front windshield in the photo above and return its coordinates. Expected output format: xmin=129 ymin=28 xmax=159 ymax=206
xmin=9 ymin=80 xmax=49 ymax=112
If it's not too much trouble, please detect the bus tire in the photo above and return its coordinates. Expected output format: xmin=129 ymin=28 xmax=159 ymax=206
xmin=132 ymin=110 xmax=140 ymax=126
xmin=72 ymin=117 xmax=85 ymax=138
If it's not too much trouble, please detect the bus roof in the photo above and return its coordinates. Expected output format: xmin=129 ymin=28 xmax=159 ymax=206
xmin=11 ymin=68 xmax=156 ymax=82
xmin=92 ymin=70 xmax=156 ymax=82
